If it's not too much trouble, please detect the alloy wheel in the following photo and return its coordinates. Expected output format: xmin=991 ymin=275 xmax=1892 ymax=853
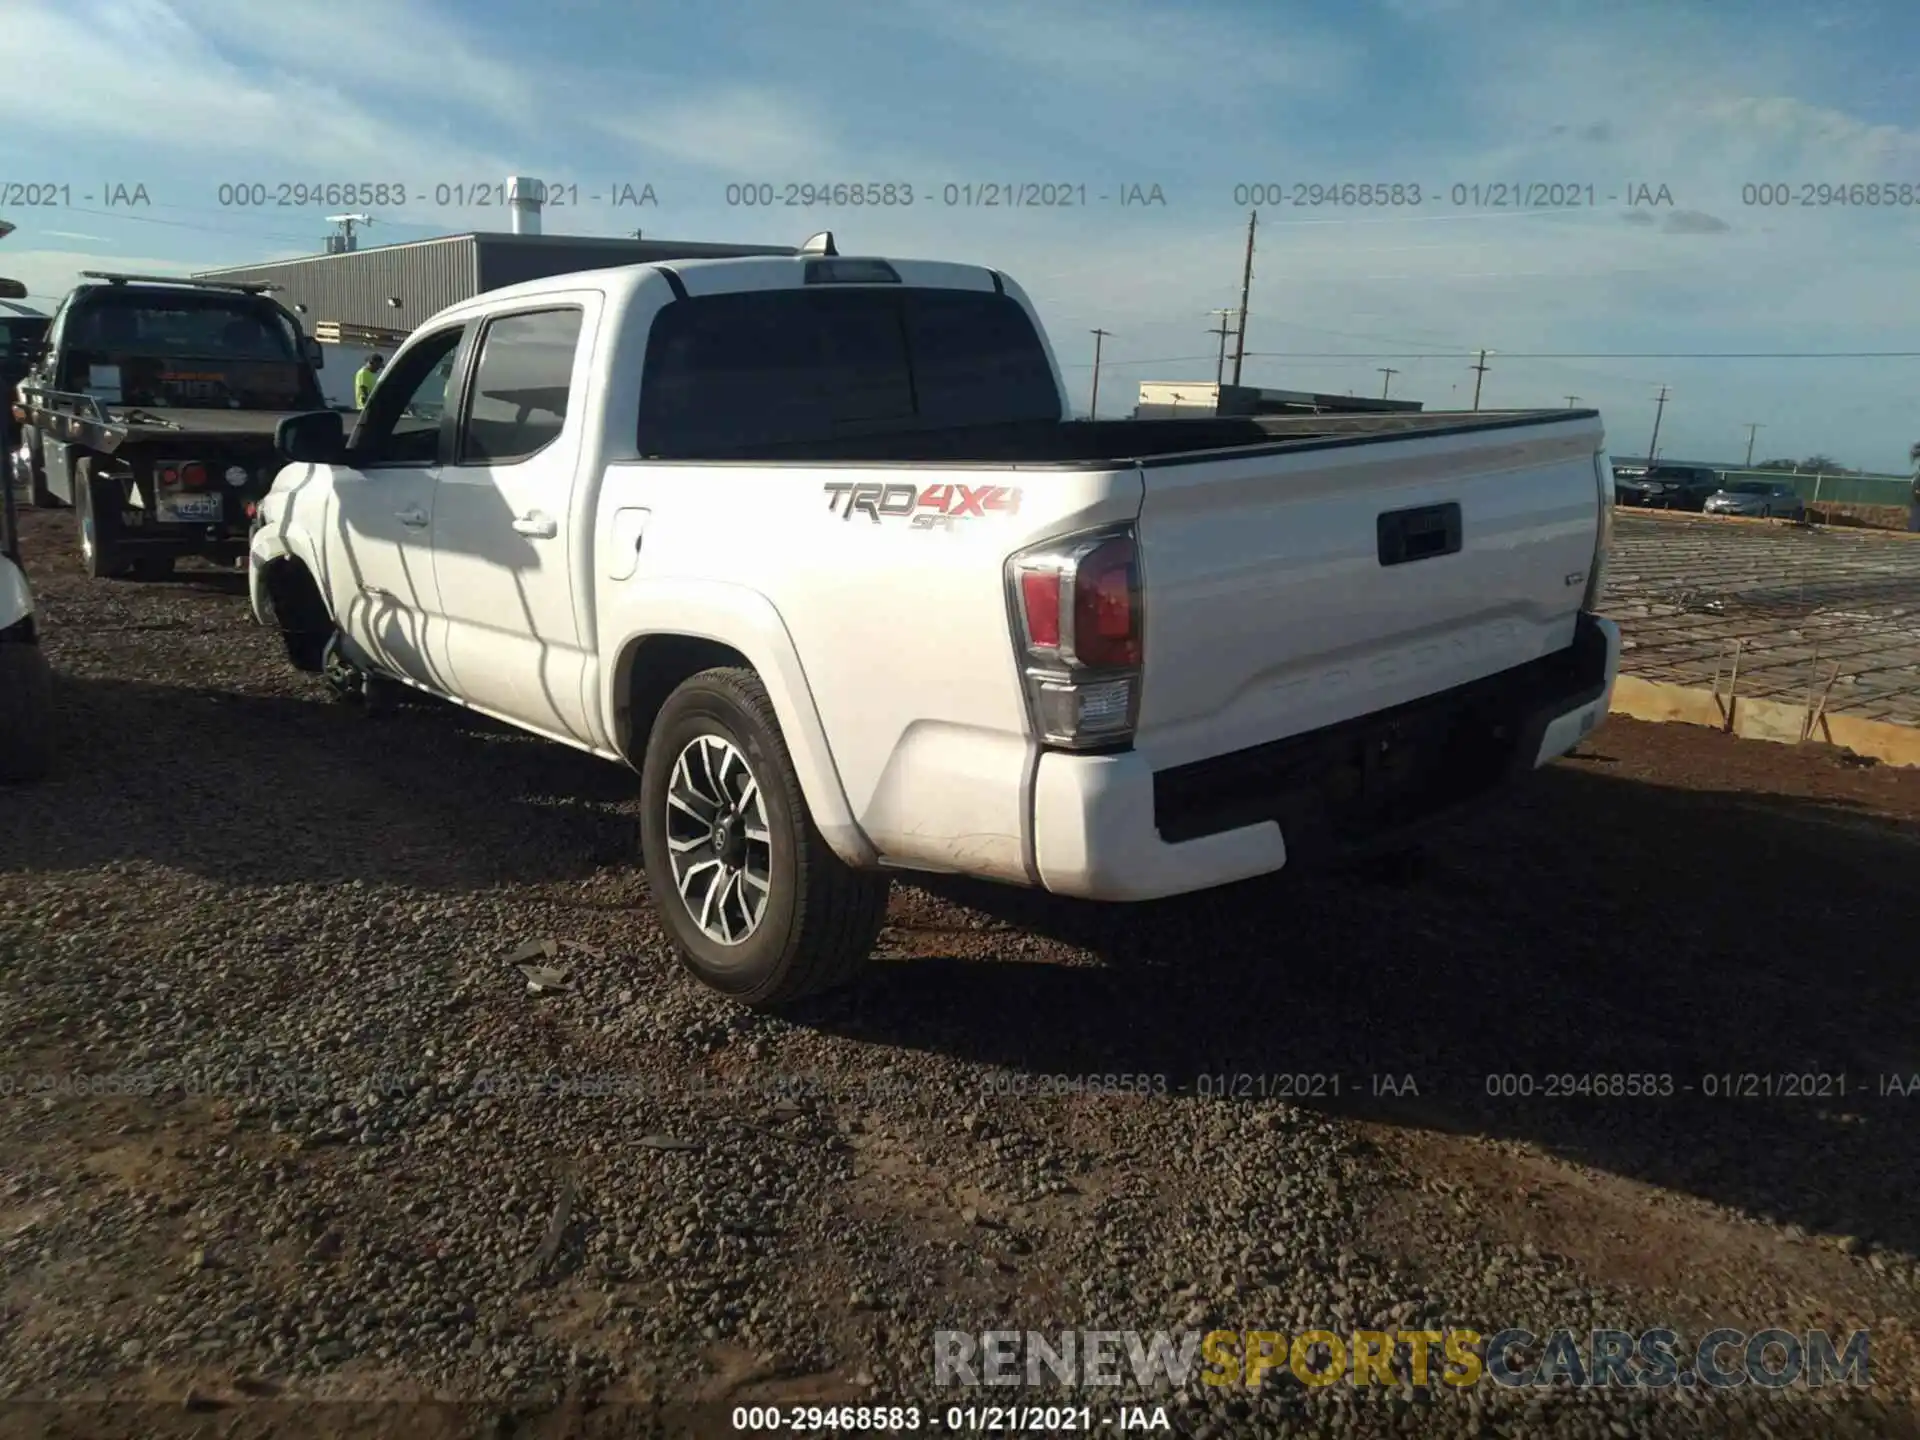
xmin=664 ymin=734 xmax=772 ymax=946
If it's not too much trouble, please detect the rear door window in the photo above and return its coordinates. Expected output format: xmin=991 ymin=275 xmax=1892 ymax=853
xmin=638 ymin=287 xmax=1058 ymax=456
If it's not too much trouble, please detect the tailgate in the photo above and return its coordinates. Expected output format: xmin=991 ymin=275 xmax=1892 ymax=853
xmin=1133 ymin=414 xmax=1604 ymax=768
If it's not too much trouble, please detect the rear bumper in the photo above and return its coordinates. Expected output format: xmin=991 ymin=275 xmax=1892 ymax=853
xmin=1032 ymin=613 xmax=1620 ymax=901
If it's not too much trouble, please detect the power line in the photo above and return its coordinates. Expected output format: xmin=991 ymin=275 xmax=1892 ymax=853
xmin=18 ymin=205 xmax=318 ymax=247
xmin=1058 ymin=354 xmax=1217 ymax=370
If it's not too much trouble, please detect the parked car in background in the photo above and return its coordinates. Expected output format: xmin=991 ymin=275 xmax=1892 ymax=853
xmin=1615 ymin=464 xmax=1720 ymax=511
xmin=252 ymin=236 xmax=1620 ymax=1008
xmin=1703 ymin=480 xmax=1805 ymax=520
xmin=16 ymin=272 xmax=327 ymax=580
xmin=1 ymin=302 xmax=50 ymax=467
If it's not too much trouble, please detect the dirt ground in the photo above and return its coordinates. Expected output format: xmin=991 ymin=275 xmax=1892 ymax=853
xmin=2 ymin=504 xmax=1918 ymax=1439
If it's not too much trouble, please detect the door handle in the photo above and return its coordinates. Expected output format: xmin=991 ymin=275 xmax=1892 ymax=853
xmin=395 ymin=507 xmax=429 ymax=528
xmin=512 ymin=512 xmax=558 ymax=539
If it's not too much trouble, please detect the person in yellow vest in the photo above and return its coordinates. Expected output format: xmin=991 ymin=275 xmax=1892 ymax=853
xmin=354 ymin=353 xmax=385 ymax=410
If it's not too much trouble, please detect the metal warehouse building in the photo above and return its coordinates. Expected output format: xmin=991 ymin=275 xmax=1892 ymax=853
xmin=192 ymin=230 xmax=798 ymax=336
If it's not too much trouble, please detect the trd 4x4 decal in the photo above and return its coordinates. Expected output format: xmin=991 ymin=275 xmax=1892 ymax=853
xmin=822 ymin=481 xmax=1023 ymax=529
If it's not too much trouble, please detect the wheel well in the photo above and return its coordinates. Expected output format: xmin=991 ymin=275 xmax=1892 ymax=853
xmin=618 ymin=634 xmax=753 ymax=767
xmin=260 ymin=557 xmax=333 ymax=672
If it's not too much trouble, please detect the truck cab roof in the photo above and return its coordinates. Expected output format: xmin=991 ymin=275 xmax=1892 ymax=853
xmin=440 ymin=253 xmax=1011 ymax=316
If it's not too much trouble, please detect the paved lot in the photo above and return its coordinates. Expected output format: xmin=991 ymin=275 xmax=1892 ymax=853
xmin=1600 ymin=511 xmax=1920 ymax=727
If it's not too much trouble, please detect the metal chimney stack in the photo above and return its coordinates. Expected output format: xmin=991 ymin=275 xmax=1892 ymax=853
xmin=507 ymin=176 xmax=545 ymax=236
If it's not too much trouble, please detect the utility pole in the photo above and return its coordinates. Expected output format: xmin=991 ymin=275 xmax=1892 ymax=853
xmin=1565 ymin=395 xmax=1581 ymax=408
xmin=1469 ymin=349 xmax=1491 ymax=411
xmin=1206 ymin=309 xmax=1237 ymax=386
xmin=1088 ymin=329 xmax=1111 ymax=420
xmin=1378 ymin=367 xmax=1400 ymax=399
xmin=1744 ymin=422 xmax=1764 ymax=467
xmin=1230 ymin=210 xmax=1257 ymax=387
xmin=1646 ymin=385 xmax=1669 ymax=469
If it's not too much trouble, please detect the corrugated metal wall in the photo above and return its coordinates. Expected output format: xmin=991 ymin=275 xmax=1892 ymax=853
xmin=195 ymin=234 xmax=799 ymax=335
xmin=193 ymin=237 xmax=480 ymax=335
xmin=475 ymin=237 xmax=794 ymax=291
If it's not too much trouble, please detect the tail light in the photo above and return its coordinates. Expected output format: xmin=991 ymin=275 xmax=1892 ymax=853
xmin=1007 ymin=526 xmax=1144 ymax=749
xmin=156 ymin=463 xmax=208 ymax=489
xmin=1585 ymin=453 xmax=1614 ymax=611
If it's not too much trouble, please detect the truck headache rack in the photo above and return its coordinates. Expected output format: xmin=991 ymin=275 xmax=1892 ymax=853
xmin=19 ymin=384 xmax=114 ymax=423
xmin=79 ymin=271 xmax=278 ymax=294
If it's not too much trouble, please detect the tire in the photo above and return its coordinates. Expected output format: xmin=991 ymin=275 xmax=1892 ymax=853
xmin=320 ymin=630 xmax=400 ymax=714
xmin=24 ymin=429 xmax=57 ymax=509
xmin=74 ymin=460 xmax=128 ymax=580
xmin=639 ymin=667 xmax=889 ymax=1008
xmin=0 ymin=642 xmax=54 ymax=782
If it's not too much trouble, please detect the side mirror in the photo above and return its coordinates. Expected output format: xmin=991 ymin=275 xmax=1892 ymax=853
xmin=276 ymin=409 xmax=345 ymax=465
xmin=0 ymin=278 xmax=28 ymax=301
xmin=304 ymin=337 xmax=325 ymax=370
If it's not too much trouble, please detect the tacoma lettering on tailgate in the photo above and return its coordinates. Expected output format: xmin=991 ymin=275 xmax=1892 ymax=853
xmin=822 ymin=480 xmax=1022 ymax=529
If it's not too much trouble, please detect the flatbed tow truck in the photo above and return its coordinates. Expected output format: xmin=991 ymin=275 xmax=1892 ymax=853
xmin=13 ymin=272 xmax=329 ymax=579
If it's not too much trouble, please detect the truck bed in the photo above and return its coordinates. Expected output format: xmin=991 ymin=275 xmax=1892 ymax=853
xmin=646 ymin=408 xmax=1597 ymax=465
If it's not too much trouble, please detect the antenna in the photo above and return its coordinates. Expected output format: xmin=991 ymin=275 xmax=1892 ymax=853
xmin=799 ymin=231 xmax=837 ymax=256
xmin=324 ymin=214 xmax=372 ymax=254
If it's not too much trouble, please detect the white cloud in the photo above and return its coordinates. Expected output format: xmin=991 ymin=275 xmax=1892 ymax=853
xmin=886 ymin=0 xmax=1357 ymax=105
xmin=595 ymin=86 xmax=872 ymax=179
xmin=167 ymin=0 xmax=544 ymax=129
xmin=0 ymin=0 xmax=521 ymax=180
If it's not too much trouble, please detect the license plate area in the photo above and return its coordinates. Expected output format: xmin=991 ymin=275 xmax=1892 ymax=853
xmin=155 ymin=491 xmax=223 ymax=524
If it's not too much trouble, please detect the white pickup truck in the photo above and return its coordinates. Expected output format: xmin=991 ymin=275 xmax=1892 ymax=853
xmin=251 ymin=234 xmax=1620 ymax=1008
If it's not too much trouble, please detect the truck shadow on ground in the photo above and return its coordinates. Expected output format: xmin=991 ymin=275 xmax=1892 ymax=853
xmin=0 ymin=674 xmax=641 ymax=893
xmin=806 ymin=751 xmax=1920 ymax=1263
xmin=8 ymin=671 xmax=1918 ymax=1262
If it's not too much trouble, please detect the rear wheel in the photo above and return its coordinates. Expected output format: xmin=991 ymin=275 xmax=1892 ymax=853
xmin=0 ymin=642 xmax=54 ymax=782
xmin=639 ymin=667 xmax=889 ymax=1008
xmin=23 ymin=429 xmax=58 ymax=509
xmin=74 ymin=461 xmax=129 ymax=580
xmin=320 ymin=631 xmax=400 ymax=715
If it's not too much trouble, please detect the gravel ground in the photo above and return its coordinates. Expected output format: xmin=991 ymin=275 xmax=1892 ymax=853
xmin=2 ymin=503 xmax=1918 ymax=1439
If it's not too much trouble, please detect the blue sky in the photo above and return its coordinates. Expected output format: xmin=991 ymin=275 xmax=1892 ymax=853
xmin=3 ymin=0 xmax=1919 ymax=469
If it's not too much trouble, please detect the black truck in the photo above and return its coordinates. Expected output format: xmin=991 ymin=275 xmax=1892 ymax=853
xmin=13 ymin=272 xmax=327 ymax=579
